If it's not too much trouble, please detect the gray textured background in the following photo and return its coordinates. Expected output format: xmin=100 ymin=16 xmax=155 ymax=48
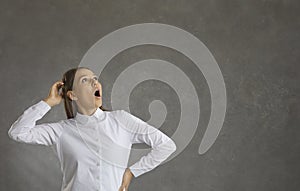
xmin=1 ymin=0 xmax=299 ymax=190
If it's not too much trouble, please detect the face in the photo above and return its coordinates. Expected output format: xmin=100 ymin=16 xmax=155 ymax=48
xmin=68 ymin=68 xmax=102 ymax=113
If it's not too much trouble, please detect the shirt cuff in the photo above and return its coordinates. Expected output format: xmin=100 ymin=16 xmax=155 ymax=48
xmin=34 ymin=100 xmax=52 ymax=116
xmin=128 ymin=166 xmax=140 ymax=178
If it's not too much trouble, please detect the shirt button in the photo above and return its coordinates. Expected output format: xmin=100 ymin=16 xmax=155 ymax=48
xmin=96 ymin=162 xmax=100 ymax=166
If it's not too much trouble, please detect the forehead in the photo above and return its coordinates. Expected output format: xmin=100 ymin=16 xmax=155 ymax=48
xmin=75 ymin=68 xmax=95 ymax=79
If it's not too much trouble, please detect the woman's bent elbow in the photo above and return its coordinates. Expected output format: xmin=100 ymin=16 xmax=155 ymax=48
xmin=169 ymin=139 xmax=177 ymax=153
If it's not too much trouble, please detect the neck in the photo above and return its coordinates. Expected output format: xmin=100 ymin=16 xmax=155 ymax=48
xmin=77 ymin=106 xmax=97 ymax=116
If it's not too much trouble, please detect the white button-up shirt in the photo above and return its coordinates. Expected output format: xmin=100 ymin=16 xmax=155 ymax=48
xmin=8 ymin=100 xmax=177 ymax=191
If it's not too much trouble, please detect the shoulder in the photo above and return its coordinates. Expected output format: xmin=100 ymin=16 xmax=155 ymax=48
xmin=109 ymin=109 xmax=127 ymax=117
xmin=107 ymin=109 xmax=127 ymax=122
xmin=53 ymin=119 xmax=75 ymax=133
xmin=108 ymin=109 xmax=140 ymax=122
xmin=107 ymin=110 xmax=146 ymax=131
xmin=108 ymin=109 xmax=126 ymax=114
xmin=109 ymin=110 xmax=151 ymax=133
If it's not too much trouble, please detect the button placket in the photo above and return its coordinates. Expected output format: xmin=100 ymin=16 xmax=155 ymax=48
xmin=95 ymin=157 xmax=101 ymax=191
xmin=97 ymin=144 xmax=102 ymax=189
xmin=93 ymin=125 xmax=102 ymax=191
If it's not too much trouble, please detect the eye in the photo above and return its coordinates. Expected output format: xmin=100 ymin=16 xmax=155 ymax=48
xmin=93 ymin=76 xmax=98 ymax=81
xmin=81 ymin=78 xmax=87 ymax=83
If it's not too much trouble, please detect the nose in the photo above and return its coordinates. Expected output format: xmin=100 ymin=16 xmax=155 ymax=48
xmin=92 ymin=78 xmax=98 ymax=87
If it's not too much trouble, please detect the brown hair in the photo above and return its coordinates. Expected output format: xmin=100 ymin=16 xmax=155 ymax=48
xmin=61 ymin=67 xmax=108 ymax=119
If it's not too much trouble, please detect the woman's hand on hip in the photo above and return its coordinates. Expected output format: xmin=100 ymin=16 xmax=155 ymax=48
xmin=119 ymin=168 xmax=134 ymax=191
xmin=43 ymin=81 xmax=64 ymax=107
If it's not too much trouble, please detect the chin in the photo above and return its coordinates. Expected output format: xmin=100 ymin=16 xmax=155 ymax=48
xmin=95 ymin=102 xmax=102 ymax=108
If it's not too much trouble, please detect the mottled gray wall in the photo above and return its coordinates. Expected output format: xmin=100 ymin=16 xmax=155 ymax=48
xmin=1 ymin=0 xmax=299 ymax=191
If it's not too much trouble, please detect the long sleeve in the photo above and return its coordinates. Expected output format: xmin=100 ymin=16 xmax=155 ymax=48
xmin=116 ymin=110 xmax=177 ymax=178
xmin=8 ymin=100 xmax=64 ymax=146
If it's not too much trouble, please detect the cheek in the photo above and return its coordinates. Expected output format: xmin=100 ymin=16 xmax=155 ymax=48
xmin=76 ymin=87 xmax=92 ymax=99
xmin=82 ymin=91 xmax=93 ymax=98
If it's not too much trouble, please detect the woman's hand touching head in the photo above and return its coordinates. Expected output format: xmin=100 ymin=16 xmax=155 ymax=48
xmin=43 ymin=81 xmax=64 ymax=107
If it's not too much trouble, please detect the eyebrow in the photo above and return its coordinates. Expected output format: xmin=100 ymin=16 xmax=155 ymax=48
xmin=78 ymin=74 xmax=98 ymax=81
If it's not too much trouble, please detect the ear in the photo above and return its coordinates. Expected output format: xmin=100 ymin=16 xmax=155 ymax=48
xmin=67 ymin=90 xmax=78 ymax=101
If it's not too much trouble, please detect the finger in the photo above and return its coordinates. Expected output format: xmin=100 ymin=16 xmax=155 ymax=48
xmin=54 ymin=81 xmax=63 ymax=85
xmin=119 ymin=185 xmax=126 ymax=191
xmin=54 ymin=82 xmax=64 ymax=92
xmin=53 ymin=81 xmax=64 ymax=87
xmin=122 ymin=184 xmax=128 ymax=191
xmin=51 ymin=83 xmax=61 ymax=92
xmin=55 ymin=81 xmax=64 ymax=86
xmin=56 ymin=80 xmax=64 ymax=84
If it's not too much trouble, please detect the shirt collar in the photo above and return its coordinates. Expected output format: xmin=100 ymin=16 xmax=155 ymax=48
xmin=74 ymin=107 xmax=105 ymax=124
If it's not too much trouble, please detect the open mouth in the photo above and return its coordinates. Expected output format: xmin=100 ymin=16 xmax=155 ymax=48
xmin=94 ymin=90 xmax=101 ymax=97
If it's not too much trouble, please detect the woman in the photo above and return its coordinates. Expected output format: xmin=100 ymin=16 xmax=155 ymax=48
xmin=8 ymin=67 xmax=177 ymax=191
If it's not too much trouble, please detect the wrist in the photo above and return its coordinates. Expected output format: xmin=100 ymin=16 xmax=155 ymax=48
xmin=43 ymin=98 xmax=54 ymax=107
xmin=126 ymin=168 xmax=134 ymax=178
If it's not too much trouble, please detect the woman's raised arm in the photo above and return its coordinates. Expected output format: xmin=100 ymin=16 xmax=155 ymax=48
xmin=8 ymin=81 xmax=65 ymax=146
